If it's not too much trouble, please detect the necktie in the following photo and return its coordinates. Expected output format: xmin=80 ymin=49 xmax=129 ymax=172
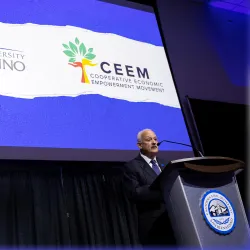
xmin=151 ymin=159 xmax=161 ymax=175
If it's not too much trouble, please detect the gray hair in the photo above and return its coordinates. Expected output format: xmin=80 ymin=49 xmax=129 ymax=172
xmin=137 ymin=129 xmax=152 ymax=142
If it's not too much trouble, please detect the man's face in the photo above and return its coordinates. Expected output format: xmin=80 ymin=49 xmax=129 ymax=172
xmin=137 ymin=130 xmax=159 ymax=157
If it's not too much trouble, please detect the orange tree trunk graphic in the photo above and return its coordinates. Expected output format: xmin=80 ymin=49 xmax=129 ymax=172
xmin=68 ymin=59 xmax=97 ymax=83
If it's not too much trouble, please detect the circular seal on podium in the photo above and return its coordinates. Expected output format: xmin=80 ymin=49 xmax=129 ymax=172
xmin=201 ymin=190 xmax=236 ymax=235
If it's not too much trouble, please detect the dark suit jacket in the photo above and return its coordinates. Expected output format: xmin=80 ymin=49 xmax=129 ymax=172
xmin=124 ymin=154 xmax=166 ymax=207
xmin=123 ymin=154 xmax=170 ymax=244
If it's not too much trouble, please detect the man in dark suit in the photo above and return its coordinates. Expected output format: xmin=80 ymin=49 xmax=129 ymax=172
xmin=123 ymin=129 xmax=176 ymax=246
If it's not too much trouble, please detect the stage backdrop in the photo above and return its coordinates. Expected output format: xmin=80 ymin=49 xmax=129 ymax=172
xmin=0 ymin=0 xmax=193 ymax=161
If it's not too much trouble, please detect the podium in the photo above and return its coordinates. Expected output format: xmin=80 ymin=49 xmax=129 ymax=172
xmin=150 ymin=156 xmax=250 ymax=248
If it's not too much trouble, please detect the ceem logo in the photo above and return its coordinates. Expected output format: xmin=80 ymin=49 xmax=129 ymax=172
xmin=62 ymin=37 xmax=96 ymax=84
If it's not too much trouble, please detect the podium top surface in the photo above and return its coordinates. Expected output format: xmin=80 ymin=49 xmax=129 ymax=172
xmin=150 ymin=156 xmax=244 ymax=190
xmin=169 ymin=156 xmax=244 ymax=173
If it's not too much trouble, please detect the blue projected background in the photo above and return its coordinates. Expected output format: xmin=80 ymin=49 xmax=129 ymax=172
xmin=0 ymin=0 xmax=192 ymax=161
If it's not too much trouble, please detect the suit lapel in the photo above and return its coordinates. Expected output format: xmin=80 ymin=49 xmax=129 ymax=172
xmin=135 ymin=154 xmax=157 ymax=180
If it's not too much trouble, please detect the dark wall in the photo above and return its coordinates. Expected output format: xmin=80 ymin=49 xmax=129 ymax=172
xmin=155 ymin=0 xmax=248 ymax=151
xmin=156 ymin=0 xmax=248 ymax=105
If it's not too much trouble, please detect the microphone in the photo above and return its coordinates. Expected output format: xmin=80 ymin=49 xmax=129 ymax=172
xmin=157 ymin=140 xmax=204 ymax=157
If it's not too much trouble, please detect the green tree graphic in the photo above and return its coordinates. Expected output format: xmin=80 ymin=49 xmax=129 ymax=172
xmin=63 ymin=37 xmax=97 ymax=83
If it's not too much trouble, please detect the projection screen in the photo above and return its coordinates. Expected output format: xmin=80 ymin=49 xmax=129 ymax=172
xmin=0 ymin=0 xmax=194 ymax=161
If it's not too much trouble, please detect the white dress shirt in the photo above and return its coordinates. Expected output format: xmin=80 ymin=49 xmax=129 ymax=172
xmin=140 ymin=153 xmax=162 ymax=173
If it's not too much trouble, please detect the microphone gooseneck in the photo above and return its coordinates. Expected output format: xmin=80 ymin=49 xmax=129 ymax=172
xmin=157 ymin=140 xmax=204 ymax=157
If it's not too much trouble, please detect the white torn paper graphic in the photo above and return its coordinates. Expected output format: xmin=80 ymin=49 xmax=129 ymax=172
xmin=0 ymin=22 xmax=180 ymax=108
